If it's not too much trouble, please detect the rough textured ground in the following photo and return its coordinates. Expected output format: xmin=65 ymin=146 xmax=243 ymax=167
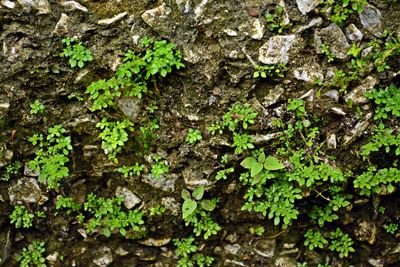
xmin=1 ymin=0 xmax=400 ymax=266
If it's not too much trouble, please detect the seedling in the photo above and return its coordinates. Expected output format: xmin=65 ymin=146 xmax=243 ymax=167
xmin=60 ymin=37 xmax=93 ymax=68
xmin=30 ymin=100 xmax=45 ymax=115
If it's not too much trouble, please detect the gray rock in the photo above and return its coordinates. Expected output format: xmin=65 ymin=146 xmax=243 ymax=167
xmin=315 ymin=24 xmax=350 ymax=59
xmin=0 ymin=102 xmax=10 ymax=115
xmin=161 ymin=197 xmax=180 ymax=215
xmin=224 ymin=244 xmax=241 ymax=256
xmin=331 ymin=107 xmax=346 ymax=116
xmin=194 ymin=0 xmax=208 ymax=21
xmin=1 ymin=0 xmax=15 ymax=8
xmin=275 ymin=256 xmax=297 ymax=267
xmin=60 ymin=1 xmax=88 ymax=12
xmin=142 ymin=173 xmax=177 ymax=192
xmin=142 ymin=3 xmax=173 ymax=34
xmin=259 ymin=35 xmax=297 ymax=64
xmin=115 ymin=187 xmax=141 ymax=209
xmin=139 ymin=237 xmax=171 ymax=247
xmin=0 ymin=149 xmax=13 ymax=168
xmin=343 ymin=112 xmax=372 ymax=147
xmin=262 ymin=85 xmax=284 ymax=107
xmin=253 ymin=239 xmax=275 ymax=258
xmin=93 ymin=246 xmax=113 ymax=267
xmin=327 ymin=133 xmax=337 ymax=150
xmin=296 ymin=17 xmax=323 ymax=33
xmin=354 ymin=220 xmax=377 ymax=245
xmin=0 ymin=229 xmax=11 ymax=265
xmin=8 ymin=177 xmax=48 ymax=205
xmin=54 ymin=13 xmax=72 ymax=34
xmin=117 ymin=97 xmax=142 ymax=122
xmin=345 ymin=24 xmax=363 ymax=42
xmin=296 ymin=0 xmax=320 ymax=15
xmin=360 ymin=4 xmax=382 ymax=36
xmin=46 ymin=252 xmax=59 ymax=265
xmin=293 ymin=63 xmax=324 ymax=83
xmin=344 ymin=76 xmax=377 ymax=104
xmin=98 ymin=12 xmax=128 ymax=25
xmin=182 ymin=161 xmax=214 ymax=190
xmin=368 ymin=258 xmax=384 ymax=267
xmin=324 ymin=90 xmax=339 ymax=102
xmin=17 ymin=0 xmax=51 ymax=14
xmin=238 ymin=18 xmax=265 ymax=40
xmin=224 ymin=29 xmax=238 ymax=37
xmin=252 ymin=132 xmax=283 ymax=144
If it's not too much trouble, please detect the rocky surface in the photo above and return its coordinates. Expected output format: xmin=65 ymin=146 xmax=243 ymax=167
xmin=1 ymin=0 xmax=400 ymax=266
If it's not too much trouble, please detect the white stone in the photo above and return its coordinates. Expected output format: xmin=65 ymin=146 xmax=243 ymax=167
xmin=296 ymin=0 xmax=320 ymax=15
xmin=98 ymin=12 xmax=128 ymax=25
xmin=1 ymin=0 xmax=16 ymax=9
xmin=115 ymin=187 xmax=141 ymax=209
xmin=258 ymin=35 xmax=297 ymax=64
xmin=60 ymin=1 xmax=88 ymax=12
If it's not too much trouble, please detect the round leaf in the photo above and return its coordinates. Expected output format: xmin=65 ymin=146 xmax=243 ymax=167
xmin=192 ymin=186 xmax=205 ymax=200
xmin=181 ymin=189 xmax=191 ymax=200
xmin=264 ymin=156 xmax=285 ymax=171
xmin=182 ymin=199 xmax=197 ymax=219
xmin=200 ymin=199 xmax=216 ymax=212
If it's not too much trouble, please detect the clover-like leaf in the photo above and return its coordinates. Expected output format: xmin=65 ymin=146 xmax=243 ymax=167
xmin=200 ymin=199 xmax=216 ymax=212
xmin=264 ymin=156 xmax=285 ymax=171
xmin=182 ymin=199 xmax=197 ymax=219
xmin=192 ymin=186 xmax=204 ymax=200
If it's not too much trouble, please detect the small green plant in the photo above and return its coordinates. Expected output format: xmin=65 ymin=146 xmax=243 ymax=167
xmin=249 ymin=225 xmax=265 ymax=236
xmin=150 ymin=155 xmax=169 ymax=179
xmin=361 ymin=124 xmax=400 ymax=158
xmin=379 ymin=206 xmax=386 ymax=214
xmin=56 ymin=196 xmax=81 ymax=215
xmin=215 ymin=167 xmax=234 ymax=181
xmin=253 ymin=63 xmax=287 ymax=79
xmin=149 ymin=205 xmax=166 ymax=216
xmin=369 ymin=31 xmax=400 ymax=72
xmin=209 ymin=102 xmax=257 ymax=134
xmin=185 ymin=129 xmax=202 ymax=144
xmin=17 ymin=241 xmax=46 ymax=267
xmin=321 ymin=0 xmax=367 ymax=26
xmin=384 ymin=223 xmax=399 ymax=235
xmin=232 ymin=133 xmax=254 ymax=154
xmin=117 ymin=163 xmax=145 ymax=177
xmin=1 ymin=161 xmax=21 ymax=181
xmin=174 ymin=237 xmax=214 ymax=267
xmin=28 ymin=125 xmax=72 ymax=189
xmin=365 ymin=85 xmax=400 ymax=120
xmin=309 ymin=205 xmax=339 ymax=227
xmin=83 ymin=193 xmax=145 ymax=238
xmin=10 ymin=205 xmax=35 ymax=229
xmin=328 ymin=228 xmax=355 ymax=258
xmin=265 ymin=5 xmax=290 ymax=34
xmin=96 ymin=118 xmax=134 ymax=163
xmin=354 ymin=166 xmax=400 ymax=196
xmin=30 ymin=100 xmax=45 ymax=115
xmin=60 ymin=37 xmax=93 ymax=68
xmin=321 ymin=44 xmax=335 ymax=63
xmin=304 ymin=229 xmax=328 ymax=250
xmin=85 ymin=38 xmax=184 ymax=111
xmin=181 ymin=186 xmax=221 ymax=239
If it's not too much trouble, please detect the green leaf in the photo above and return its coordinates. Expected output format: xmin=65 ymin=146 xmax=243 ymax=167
xmin=181 ymin=189 xmax=191 ymax=200
xmin=192 ymin=186 xmax=204 ymax=200
xmin=258 ymin=152 xmax=266 ymax=163
xmin=264 ymin=156 xmax=285 ymax=171
xmin=241 ymin=157 xmax=257 ymax=169
xmin=200 ymin=199 xmax=216 ymax=211
xmin=103 ymin=227 xmax=111 ymax=237
xmin=182 ymin=199 xmax=197 ymax=219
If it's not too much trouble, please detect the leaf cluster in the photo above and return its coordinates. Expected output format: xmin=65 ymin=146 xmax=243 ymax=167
xmin=28 ymin=125 xmax=72 ymax=189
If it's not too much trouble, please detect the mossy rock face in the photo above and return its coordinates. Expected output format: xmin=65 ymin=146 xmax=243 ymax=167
xmin=1 ymin=0 xmax=400 ymax=266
